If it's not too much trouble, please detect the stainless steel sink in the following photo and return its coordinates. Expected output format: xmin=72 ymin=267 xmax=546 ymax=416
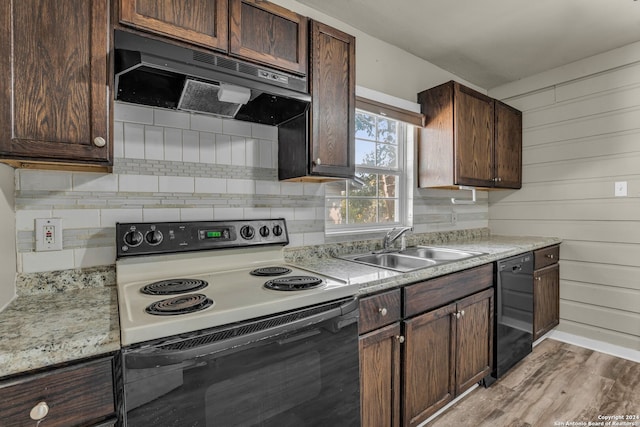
xmin=344 ymin=253 xmax=437 ymax=272
xmin=399 ymin=246 xmax=483 ymax=261
xmin=339 ymin=246 xmax=484 ymax=272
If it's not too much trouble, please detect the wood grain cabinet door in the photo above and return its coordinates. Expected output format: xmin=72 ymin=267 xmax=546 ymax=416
xmin=402 ymin=304 xmax=457 ymax=427
xmin=360 ymin=323 xmax=402 ymax=427
xmin=494 ymin=100 xmax=522 ymax=189
xmin=454 ymin=84 xmax=494 ymax=187
xmin=230 ymin=0 xmax=307 ymax=75
xmin=309 ymin=20 xmax=355 ymax=179
xmin=0 ymin=0 xmax=111 ymax=165
xmin=534 ymin=263 xmax=560 ymax=340
xmin=454 ymin=288 xmax=494 ymax=395
xmin=120 ymin=0 xmax=229 ymax=52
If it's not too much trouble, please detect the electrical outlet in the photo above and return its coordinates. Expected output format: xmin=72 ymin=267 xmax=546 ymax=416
xmin=35 ymin=218 xmax=63 ymax=251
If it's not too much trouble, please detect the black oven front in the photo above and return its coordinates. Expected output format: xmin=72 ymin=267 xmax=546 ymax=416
xmin=120 ymin=297 xmax=360 ymax=426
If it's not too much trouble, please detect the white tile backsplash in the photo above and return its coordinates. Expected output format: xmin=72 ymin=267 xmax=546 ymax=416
xmin=143 ymin=208 xmax=181 ymax=222
xmin=74 ymin=247 xmax=117 ymax=269
xmin=119 ymin=174 xmax=159 ymax=193
xmin=281 ymin=183 xmax=304 ymax=196
xmin=123 ymin=123 xmax=145 ymax=159
xmin=194 ymin=177 xmax=227 ymax=194
xmin=252 ymin=123 xmax=278 ymax=140
xmin=21 ymin=250 xmax=75 ymax=273
xmin=215 ymin=134 xmax=232 ymax=165
xmin=154 ymin=109 xmax=190 ymax=129
xmin=72 ymin=173 xmax=118 ymax=192
xmin=115 ymin=103 xmax=153 ymax=124
xmin=222 ymin=118 xmax=252 ymax=137
xmin=199 ymin=132 xmax=216 ymax=164
xmin=214 ymin=207 xmax=244 ymax=219
xmin=16 ymin=210 xmax=51 ymax=231
xmin=182 ymin=130 xmax=200 ymax=163
xmin=294 ymin=207 xmax=317 ymax=221
xmin=19 ymin=170 xmax=72 ymax=191
xmin=255 ymin=180 xmax=280 ymax=195
xmin=113 ymin=121 xmax=124 ymax=158
xmin=231 ymin=136 xmax=246 ymax=166
xmin=144 ymin=126 xmax=165 ymax=160
xmin=191 ymin=114 xmax=223 ymax=133
xmin=100 ymin=208 xmax=143 ymax=227
xmin=180 ymin=207 xmax=215 ymax=221
xmin=159 ymin=176 xmax=195 ymax=193
xmin=243 ymin=207 xmax=272 ymax=219
xmin=259 ymin=140 xmax=274 ymax=168
xmin=164 ymin=128 xmax=183 ymax=161
xmin=52 ymin=209 xmax=101 ymax=228
xmin=227 ymin=179 xmax=254 ymax=194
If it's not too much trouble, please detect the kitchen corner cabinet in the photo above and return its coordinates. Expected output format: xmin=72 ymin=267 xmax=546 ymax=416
xmin=417 ymin=80 xmax=521 ymax=189
xmin=278 ymin=20 xmax=356 ymax=181
xmin=0 ymin=0 xmax=112 ymax=169
xmin=359 ymin=289 xmax=402 ymax=427
xmin=533 ymin=245 xmax=560 ymax=340
xmin=119 ymin=0 xmax=229 ymax=53
xmin=0 ymin=355 xmax=117 ymax=427
xmin=402 ymin=265 xmax=493 ymax=427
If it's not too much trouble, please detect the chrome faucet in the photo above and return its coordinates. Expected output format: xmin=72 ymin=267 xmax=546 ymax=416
xmin=382 ymin=226 xmax=413 ymax=251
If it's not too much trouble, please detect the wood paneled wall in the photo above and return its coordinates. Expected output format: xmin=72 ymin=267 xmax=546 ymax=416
xmin=489 ymin=60 xmax=640 ymax=351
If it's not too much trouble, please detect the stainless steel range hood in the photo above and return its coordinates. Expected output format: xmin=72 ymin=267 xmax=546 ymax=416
xmin=114 ymin=31 xmax=310 ymax=126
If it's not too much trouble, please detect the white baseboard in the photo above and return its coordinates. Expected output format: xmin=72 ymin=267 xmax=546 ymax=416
xmin=546 ymin=330 xmax=640 ymax=363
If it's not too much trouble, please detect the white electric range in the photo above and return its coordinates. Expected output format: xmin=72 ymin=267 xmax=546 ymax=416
xmin=115 ymin=218 xmax=358 ymax=346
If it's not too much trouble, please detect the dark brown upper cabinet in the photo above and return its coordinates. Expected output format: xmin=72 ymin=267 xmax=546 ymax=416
xmin=229 ymin=0 xmax=307 ymax=75
xmin=0 ymin=0 xmax=112 ymax=169
xmin=417 ymin=80 xmax=522 ymax=189
xmin=278 ymin=20 xmax=355 ymax=181
xmin=119 ymin=0 xmax=229 ymax=53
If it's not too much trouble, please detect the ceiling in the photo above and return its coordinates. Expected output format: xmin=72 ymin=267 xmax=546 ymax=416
xmin=295 ymin=0 xmax=640 ymax=89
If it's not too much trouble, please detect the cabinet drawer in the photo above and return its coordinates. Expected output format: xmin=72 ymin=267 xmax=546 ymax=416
xmin=534 ymin=245 xmax=559 ymax=270
xmin=359 ymin=289 xmax=401 ymax=334
xmin=0 ymin=357 xmax=115 ymax=427
xmin=404 ymin=264 xmax=494 ymax=318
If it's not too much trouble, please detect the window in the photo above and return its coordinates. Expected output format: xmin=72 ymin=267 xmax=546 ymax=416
xmin=326 ymin=109 xmax=410 ymax=233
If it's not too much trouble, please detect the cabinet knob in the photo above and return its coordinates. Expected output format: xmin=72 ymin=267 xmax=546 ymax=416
xmin=93 ymin=136 xmax=106 ymax=147
xmin=537 ymin=277 xmax=542 ymax=281
xmin=454 ymin=312 xmax=461 ymax=319
xmin=546 ymin=254 xmax=554 ymax=259
xmin=378 ymin=307 xmax=388 ymax=316
xmin=461 ymin=310 xmax=465 ymax=317
xmin=315 ymin=158 xmax=322 ymax=165
xmin=30 ymin=401 xmax=49 ymax=421
xmin=396 ymin=335 xmax=405 ymax=343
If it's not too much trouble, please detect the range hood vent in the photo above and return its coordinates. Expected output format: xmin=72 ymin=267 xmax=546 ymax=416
xmin=114 ymin=31 xmax=310 ymax=126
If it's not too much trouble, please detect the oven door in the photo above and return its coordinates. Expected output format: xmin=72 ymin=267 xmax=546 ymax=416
xmin=121 ymin=297 xmax=360 ymax=427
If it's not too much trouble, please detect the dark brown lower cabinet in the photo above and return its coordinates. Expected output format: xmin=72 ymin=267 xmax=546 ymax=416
xmin=534 ymin=263 xmax=560 ymax=340
xmin=0 ymin=355 xmax=116 ymax=427
xmin=402 ymin=288 xmax=494 ymax=427
xmin=359 ymin=322 xmax=402 ymax=427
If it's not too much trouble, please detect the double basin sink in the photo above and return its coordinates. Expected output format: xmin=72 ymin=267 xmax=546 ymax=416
xmin=339 ymin=246 xmax=485 ymax=272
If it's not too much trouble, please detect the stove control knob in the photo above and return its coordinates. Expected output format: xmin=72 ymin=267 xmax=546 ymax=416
xmin=240 ymin=225 xmax=255 ymax=240
xmin=123 ymin=230 xmax=143 ymax=247
xmin=272 ymin=224 xmax=283 ymax=236
xmin=145 ymin=230 xmax=163 ymax=246
xmin=259 ymin=226 xmax=270 ymax=237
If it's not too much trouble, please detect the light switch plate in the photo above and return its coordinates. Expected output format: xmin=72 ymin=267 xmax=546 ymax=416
xmin=35 ymin=218 xmax=63 ymax=251
xmin=614 ymin=181 xmax=627 ymax=197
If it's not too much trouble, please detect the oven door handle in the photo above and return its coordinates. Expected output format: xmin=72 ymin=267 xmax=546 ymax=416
xmin=125 ymin=297 xmax=358 ymax=369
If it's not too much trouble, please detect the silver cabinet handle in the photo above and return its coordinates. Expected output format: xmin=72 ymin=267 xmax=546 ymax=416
xmin=396 ymin=335 xmax=405 ymax=343
xmin=30 ymin=401 xmax=49 ymax=421
xmin=93 ymin=136 xmax=106 ymax=147
xmin=378 ymin=307 xmax=388 ymax=316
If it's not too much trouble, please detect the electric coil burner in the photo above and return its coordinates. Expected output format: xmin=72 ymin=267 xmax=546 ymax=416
xmin=264 ymin=275 xmax=324 ymax=291
xmin=250 ymin=266 xmax=292 ymax=276
xmin=141 ymin=278 xmax=209 ymax=295
xmin=115 ymin=218 xmax=358 ymax=346
xmin=145 ymin=293 xmax=214 ymax=316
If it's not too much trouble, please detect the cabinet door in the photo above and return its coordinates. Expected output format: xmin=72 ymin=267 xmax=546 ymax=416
xmin=230 ymin=0 xmax=307 ymax=75
xmin=403 ymin=304 xmax=457 ymax=427
xmin=360 ymin=323 xmax=402 ymax=427
xmin=309 ymin=20 xmax=356 ymax=179
xmin=534 ymin=264 xmax=560 ymax=340
xmin=455 ymin=288 xmax=494 ymax=395
xmin=0 ymin=357 xmax=115 ymax=427
xmin=120 ymin=0 xmax=229 ymax=52
xmin=454 ymin=84 xmax=494 ymax=187
xmin=0 ymin=0 xmax=111 ymax=165
xmin=494 ymin=100 xmax=522 ymax=189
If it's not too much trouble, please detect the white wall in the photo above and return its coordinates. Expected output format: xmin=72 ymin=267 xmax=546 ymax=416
xmin=0 ymin=163 xmax=16 ymax=309
xmin=488 ymin=41 xmax=640 ymax=351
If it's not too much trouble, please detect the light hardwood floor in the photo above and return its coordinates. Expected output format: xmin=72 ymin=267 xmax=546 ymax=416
xmin=428 ymin=339 xmax=640 ymax=426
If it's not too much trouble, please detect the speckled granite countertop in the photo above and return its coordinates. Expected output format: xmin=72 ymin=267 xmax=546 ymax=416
xmin=287 ymin=234 xmax=562 ymax=295
xmin=0 ymin=266 xmax=120 ymax=379
xmin=0 ymin=230 xmax=560 ymax=380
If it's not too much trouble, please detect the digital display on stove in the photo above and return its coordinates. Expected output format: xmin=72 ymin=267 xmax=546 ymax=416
xmin=199 ymin=228 xmax=231 ymax=240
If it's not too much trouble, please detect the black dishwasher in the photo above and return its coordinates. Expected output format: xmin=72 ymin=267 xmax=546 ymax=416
xmin=484 ymin=252 xmax=533 ymax=386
